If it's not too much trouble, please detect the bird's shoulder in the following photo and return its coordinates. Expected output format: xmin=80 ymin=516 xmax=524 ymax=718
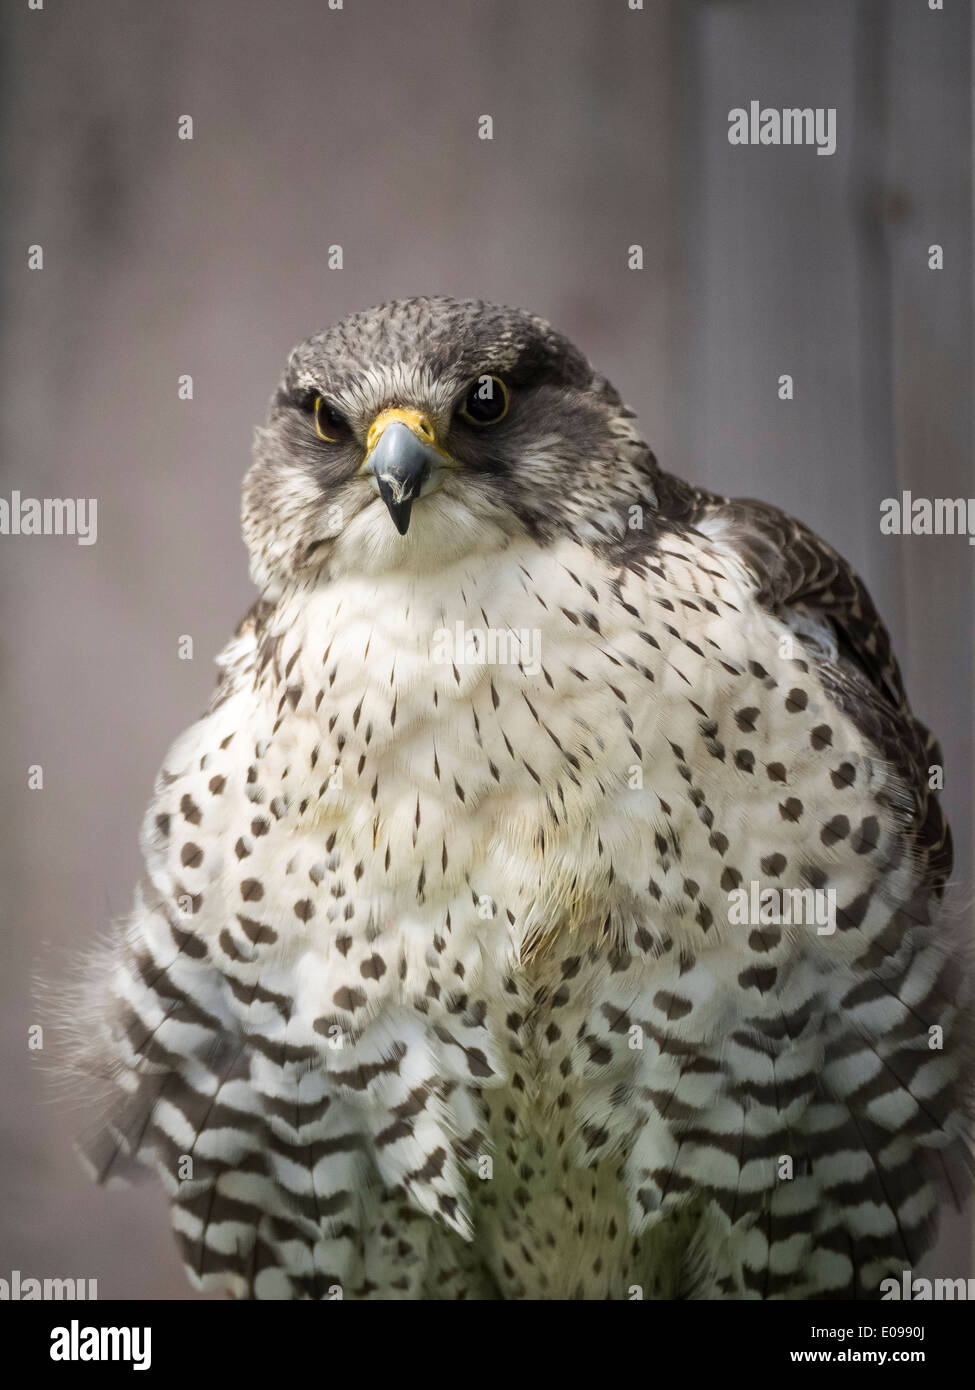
xmin=622 ymin=474 xmax=950 ymax=885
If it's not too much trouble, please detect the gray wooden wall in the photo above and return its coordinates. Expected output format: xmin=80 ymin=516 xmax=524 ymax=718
xmin=1 ymin=0 xmax=970 ymax=1296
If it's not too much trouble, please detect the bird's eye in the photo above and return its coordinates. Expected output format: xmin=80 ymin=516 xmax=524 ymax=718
xmin=458 ymin=375 xmax=509 ymax=426
xmin=314 ymin=396 xmax=348 ymax=443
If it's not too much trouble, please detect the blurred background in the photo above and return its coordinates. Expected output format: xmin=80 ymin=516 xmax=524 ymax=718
xmin=1 ymin=0 xmax=971 ymax=1297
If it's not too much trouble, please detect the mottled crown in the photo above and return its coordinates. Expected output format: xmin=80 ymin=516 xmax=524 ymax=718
xmin=279 ymin=296 xmax=597 ymax=405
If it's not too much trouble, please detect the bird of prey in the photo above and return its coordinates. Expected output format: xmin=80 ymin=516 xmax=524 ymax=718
xmin=69 ymin=297 xmax=970 ymax=1300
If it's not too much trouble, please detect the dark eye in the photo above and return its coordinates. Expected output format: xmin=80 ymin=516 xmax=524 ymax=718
xmin=458 ymin=375 xmax=509 ymax=426
xmin=313 ymin=395 xmax=348 ymax=443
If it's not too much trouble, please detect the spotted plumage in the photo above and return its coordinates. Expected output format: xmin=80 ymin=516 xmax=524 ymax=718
xmin=68 ymin=297 xmax=970 ymax=1299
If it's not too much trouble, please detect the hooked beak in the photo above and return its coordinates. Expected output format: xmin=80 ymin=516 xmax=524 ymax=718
xmin=362 ymin=408 xmax=446 ymax=535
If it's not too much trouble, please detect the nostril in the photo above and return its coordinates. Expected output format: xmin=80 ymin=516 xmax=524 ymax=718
xmin=417 ymin=416 xmax=435 ymax=441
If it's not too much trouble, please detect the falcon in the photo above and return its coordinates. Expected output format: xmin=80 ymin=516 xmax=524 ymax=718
xmin=69 ymin=297 xmax=970 ymax=1299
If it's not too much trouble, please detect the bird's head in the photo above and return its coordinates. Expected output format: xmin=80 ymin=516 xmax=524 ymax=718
xmin=243 ymin=297 xmax=656 ymax=590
